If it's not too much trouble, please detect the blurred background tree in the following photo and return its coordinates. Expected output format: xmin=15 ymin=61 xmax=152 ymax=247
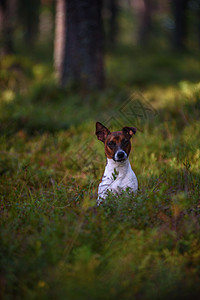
xmin=108 ymin=0 xmax=119 ymax=46
xmin=137 ymin=0 xmax=153 ymax=46
xmin=54 ymin=0 xmax=104 ymax=89
xmin=18 ymin=0 xmax=41 ymax=46
xmin=172 ymin=0 xmax=189 ymax=50
xmin=0 ymin=0 xmax=17 ymax=54
xmin=54 ymin=0 xmax=66 ymax=82
xmin=103 ymin=0 xmax=119 ymax=47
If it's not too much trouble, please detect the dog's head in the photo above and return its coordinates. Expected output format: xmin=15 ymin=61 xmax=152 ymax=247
xmin=96 ymin=122 xmax=137 ymax=162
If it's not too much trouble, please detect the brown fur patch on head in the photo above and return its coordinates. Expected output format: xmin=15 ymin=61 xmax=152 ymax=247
xmin=104 ymin=131 xmax=132 ymax=159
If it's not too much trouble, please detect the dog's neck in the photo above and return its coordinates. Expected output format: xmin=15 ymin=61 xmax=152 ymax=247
xmin=104 ymin=158 xmax=132 ymax=179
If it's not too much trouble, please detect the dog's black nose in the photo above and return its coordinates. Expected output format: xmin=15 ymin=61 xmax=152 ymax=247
xmin=117 ymin=151 xmax=125 ymax=159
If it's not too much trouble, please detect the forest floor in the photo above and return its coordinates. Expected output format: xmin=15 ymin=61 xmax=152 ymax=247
xmin=1 ymin=44 xmax=200 ymax=299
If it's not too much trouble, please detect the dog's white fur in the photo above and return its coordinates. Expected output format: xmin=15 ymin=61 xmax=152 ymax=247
xmin=97 ymin=157 xmax=138 ymax=205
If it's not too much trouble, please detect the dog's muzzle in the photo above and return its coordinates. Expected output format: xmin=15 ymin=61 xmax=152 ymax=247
xmin=114 ymin=150 xmax=127 ymax=162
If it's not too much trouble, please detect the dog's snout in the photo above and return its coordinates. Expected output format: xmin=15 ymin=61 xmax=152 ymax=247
xmin=113 ymin=149 xmax=127 ymax=162
xmin=114 ymin=150 xmax=127 ymax=162
xmin=117 ymin=151 xmax=125 ymax=159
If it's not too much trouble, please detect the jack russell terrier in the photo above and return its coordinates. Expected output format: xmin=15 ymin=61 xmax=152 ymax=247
xmin=96 ymin=122 xmax=138 ymax=205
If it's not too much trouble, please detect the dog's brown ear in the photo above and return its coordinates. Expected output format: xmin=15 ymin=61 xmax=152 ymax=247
xmin=122 ymin=126 xmax=137 ymax=138
xmin=96 ymin=122 xmax=110 ymax=143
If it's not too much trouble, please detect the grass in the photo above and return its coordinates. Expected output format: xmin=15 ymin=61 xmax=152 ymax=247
xmin=1 ymin=39 xmax=200 ymax=299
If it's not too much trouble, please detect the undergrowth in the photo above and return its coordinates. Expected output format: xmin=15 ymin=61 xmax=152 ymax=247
xmin=1 ymin=43 xmax=200 ymax=299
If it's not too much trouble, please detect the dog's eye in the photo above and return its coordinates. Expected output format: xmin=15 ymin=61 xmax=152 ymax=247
xmin=107 ymin=141 xmax=116 ymax=148
xmin=121 ymin=139 xmax=129 ymax=147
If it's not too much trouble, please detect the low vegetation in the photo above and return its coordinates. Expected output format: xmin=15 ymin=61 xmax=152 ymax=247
xmin=1 ymin=45 xmax=200 ymax=299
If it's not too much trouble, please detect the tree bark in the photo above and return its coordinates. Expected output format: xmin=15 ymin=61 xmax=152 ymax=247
xmin=0 ymin=0 xmax=17 ymax=54
xmin=108 ymin=0 xmax=118 ymax=45
xmin=198 ymin=9 xmax=200 ymax=48
xmin=172 ymin=0 xmax=188 ymax=50
xmin=138 ymin=0 xmax=153 ymax=46
xmin=54 ymin=0 xmax=66 ymax=80
xmin=54 ymin=0 xmax=104 ymax=89
xmin=18 ymin=0 xmax=40 ymax=45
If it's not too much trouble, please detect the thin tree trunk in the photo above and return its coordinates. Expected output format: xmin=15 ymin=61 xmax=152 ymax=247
xmin=108 ymin=0 xmax=118 ymax=45
xmin=138 ymin=0 xmax=152 ymax=46
xmin=55 ymin=0 xmax=104 ymax=89
xmin=172 ymin=0 xmax=188 ymax=50
xmin=54 ymin=0 xmax=66 ymax=80
xmin=19 ymin=0 xmax=40 ymax=45
xmin=198 ymin=9 xmax=200 ymax=48
xmin=0 ymin=0 xmax=17 ymax=54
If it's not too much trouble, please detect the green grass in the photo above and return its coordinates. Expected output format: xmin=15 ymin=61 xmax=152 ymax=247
xmin=1 ymin=44 xmax=200 ymax=300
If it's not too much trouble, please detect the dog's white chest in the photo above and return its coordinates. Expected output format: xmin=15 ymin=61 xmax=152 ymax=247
xmin=97 ymin=158 xmax=138 ymax=204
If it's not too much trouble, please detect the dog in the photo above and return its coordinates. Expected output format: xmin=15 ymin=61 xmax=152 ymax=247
xmin=96 ymin=122 xmax=138 ymax=205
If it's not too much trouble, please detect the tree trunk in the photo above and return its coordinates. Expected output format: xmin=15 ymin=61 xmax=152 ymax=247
xmin=54 ymin=0 xmax=104 ymax=89
xmin=172 ymin=0 xmax=188 ymax=50
xmin=0 ymin=0 xmax=17 ymax=54
xmin=19 ymin=0 xmax=40 ymax=45
xmin=198 ymin=9 xmax=200 ymax=48
xmin=108 ymin=0 xmax=118 ymax=46
xmin=54 ymin=0 xmax=66 ymax=80
xmin=138 ymin=0 xmax=152 ymax=46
